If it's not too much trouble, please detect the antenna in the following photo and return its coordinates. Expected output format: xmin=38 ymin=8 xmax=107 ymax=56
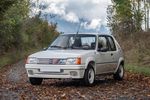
xmin=76 ymin=21 xmax=82 ymax=34
xmin=76 ymin=18 xmax=86 ymax=34
xmin=74 ymin=20 xmax=82 ymax=39
xmin=72 ymin=19 xmax=83 ymax=49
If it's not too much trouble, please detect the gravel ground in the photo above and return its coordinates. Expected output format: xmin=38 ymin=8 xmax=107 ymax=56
xmin=0 ymin=60 xmax=150 ymax=100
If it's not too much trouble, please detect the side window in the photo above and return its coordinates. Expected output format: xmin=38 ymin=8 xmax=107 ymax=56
xmin=98 ymin=36 xmax=108 ymax=49
xmin=107 ymin=36 xmax=116 ymax=51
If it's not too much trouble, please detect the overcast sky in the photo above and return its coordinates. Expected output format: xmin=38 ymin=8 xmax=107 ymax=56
xmin=30 ymin=0 xmax=112 ymax=32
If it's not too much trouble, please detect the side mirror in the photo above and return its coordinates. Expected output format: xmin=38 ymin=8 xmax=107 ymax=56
xmin=98 ymin=47 xmax=108 ymax=52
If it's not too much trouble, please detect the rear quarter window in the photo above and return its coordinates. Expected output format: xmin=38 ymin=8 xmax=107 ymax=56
xmin=107 ymin=36 xmax=116 ymax=51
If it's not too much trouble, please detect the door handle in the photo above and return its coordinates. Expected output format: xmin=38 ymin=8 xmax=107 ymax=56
xmin=111 ymin=53 xmax=113 ymax=56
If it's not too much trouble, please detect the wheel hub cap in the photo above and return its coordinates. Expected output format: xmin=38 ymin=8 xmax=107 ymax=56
xmin=88 ymin=69 xmax=94 ymax=84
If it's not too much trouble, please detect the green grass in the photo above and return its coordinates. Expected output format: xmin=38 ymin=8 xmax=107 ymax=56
xmin=0 ymin=48 xmax=41 ymax=69
xmin=125 ymin=64 xmax=150 ymax=76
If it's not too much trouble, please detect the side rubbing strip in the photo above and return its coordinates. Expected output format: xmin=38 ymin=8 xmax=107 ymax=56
xmin=96 ymin=61 xmax=118 ymax=65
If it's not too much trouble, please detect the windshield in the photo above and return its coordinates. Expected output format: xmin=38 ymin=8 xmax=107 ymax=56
xmin=48 ymin=34 xmax=96 ymax=50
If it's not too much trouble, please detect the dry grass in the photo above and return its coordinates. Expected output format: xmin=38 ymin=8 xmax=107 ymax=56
xmin=118 ymin=32 xmax=150 ymax=67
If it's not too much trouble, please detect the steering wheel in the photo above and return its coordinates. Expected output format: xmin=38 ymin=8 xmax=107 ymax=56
xmin=82 ymin=44 xmax=90 ymax=49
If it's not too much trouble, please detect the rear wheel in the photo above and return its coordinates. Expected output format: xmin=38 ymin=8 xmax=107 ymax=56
xmin=29 ymin=78 xmax=43 ymax=85
xmin=113 ymin=64 xmax=124 ymax=81
xmin=84 ymin=65 xmax=95 ymax=86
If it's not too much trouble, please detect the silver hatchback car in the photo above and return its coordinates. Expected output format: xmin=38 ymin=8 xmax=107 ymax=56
xmin=25 ymin=33 xmax=124 ymax=86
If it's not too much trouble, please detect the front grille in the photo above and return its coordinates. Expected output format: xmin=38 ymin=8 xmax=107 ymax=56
xmin=38 ymin=58 xmax=52 ymax=64
xmin=37 ymin=58 xmax=61 ymax=64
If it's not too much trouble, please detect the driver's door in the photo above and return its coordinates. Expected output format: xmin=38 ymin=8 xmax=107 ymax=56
xmin=95 ymin=35 xmax=113 ymax=74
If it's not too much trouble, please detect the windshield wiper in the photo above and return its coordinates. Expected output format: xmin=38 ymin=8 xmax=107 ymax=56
xmin=50 ymin=45 xmax=62 ymax=48
xmin=50 ymin=45 xmax=67 ymax=49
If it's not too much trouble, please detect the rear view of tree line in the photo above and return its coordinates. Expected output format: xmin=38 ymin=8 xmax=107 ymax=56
xmin=107 ymin=0 xmax=150 ymax=66
xmin=0 ymin=0 xmax=59 ymax=55
xmin=107 ymin=0 xmax=150 ymax=37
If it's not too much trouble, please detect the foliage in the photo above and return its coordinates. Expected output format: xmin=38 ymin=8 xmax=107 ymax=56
xmin=0 ymin=0 xmax=59 ymax=55
xmin=108 ymin=0 xmax=134 ymax=36
xmin=20 ymin=16 xmax=59 ymax=49
xmin=1 ymin=0 xmax=29 ymax=51
xmin=119 ymin=31 xmax=150 ymax=68
xmin=0 ymin=0 xmax=16 ymax=20
xmin=107 ymin=1 xmax=150 ymax=68
xmin=107 ymin=0 xmax=150 ymax=37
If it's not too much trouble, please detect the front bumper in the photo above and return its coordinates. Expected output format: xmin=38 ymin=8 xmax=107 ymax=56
xmin=25 ymin=64 xmax=85 ymax=79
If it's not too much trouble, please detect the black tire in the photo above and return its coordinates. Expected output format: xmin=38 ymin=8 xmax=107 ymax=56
xmin=84 ymin=65 xmax=95 ymax=86
xmin=113 ymin=64 xmax=124 ymax=81
xmin=29 ymin=77 xmax=43 ymax=85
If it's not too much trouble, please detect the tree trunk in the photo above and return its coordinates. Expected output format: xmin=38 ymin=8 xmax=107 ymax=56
xmin=147 ymin=8 xmax=149 ymax=31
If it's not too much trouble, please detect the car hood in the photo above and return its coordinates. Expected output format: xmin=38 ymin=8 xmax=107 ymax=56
xmin=29 ymin=50 xmax=95 ymax=58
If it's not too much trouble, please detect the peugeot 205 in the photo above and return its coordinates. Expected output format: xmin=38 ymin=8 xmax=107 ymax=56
xmin=25 ymin=33 xmax=124 ymax=86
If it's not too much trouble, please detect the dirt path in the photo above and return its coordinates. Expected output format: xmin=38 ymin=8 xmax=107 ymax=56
xmin=0 ymin=60 xmax=150 ymax=100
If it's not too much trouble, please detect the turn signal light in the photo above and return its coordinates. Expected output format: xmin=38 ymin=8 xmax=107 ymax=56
xmin=76 ymin=58 xmax=81 ymax=65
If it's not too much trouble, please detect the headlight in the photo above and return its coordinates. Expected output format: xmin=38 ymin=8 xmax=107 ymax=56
xmin=26 ymin=57 xmax=38 ymax=64
xmin=66 ymin=58 xmax=81 ymax=65
xmin=58 ymin=59 xmax=67 ymax=65
xmin=58 ymin=58 xmax=81 ymax=65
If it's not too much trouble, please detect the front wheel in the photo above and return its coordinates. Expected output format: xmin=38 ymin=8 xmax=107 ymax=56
xmin=29 ymin=78 xmax=43 ymax=85
xmin=113 ymin=64 xmax=124 ymax=81
xmin=84 ymin=66 xmax=95 ymax=86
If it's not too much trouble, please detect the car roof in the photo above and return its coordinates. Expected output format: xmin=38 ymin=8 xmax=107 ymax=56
xmin=61 ymin=33 xmax=112 ymax=37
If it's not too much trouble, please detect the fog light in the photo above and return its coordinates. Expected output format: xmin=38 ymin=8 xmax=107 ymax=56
xmin=28 ymin=70 xmax=33 ymax=75
xmin=70 ymin=71 xmax=78 ymax=76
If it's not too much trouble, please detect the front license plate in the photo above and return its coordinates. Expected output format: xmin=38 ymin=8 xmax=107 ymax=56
xmin=40 ymin=68 xmax=60 ymax=72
